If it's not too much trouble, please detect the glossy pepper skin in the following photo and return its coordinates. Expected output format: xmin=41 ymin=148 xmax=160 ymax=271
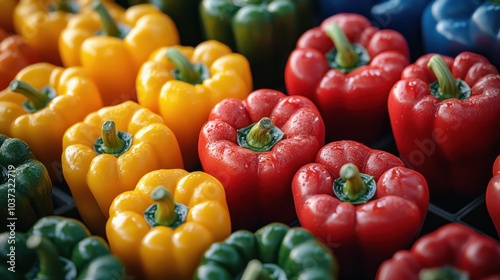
xmin=486 ymin=154 xmax=500 ymax=238
xmin=59 ymin=2 xmax=179 ymax=105
xmin=106 ymin=169 xmax=231 ymax=279
xmin=376 ymin=223 xmax=500 ymax=280
xmin=13 ymin=0 xmax=123 ymax=66
xmin=314 ymin=0 xmax=431 ymax=61
xmin=0 ymin=216 xmax=125 ymax=279
xmin=285 ymin=13 xmax=410 ymax=145
xmin=0 ymin=28 xmax=39 ymax=90
xmin=199 ymin=0 xmax=314 ymax=89
xmin=422 ymin=0 xmax=500 ymax=71
xmin=62 ymin=101 xmax=184 ymax=237
xmin=194 ymin=222 xmax=338 ymax=280
xmin=137 ymin=40 xmax=252 ymax=170
xmin=0 ymin=134 xmax=52 ymax=232
xmin=388 ymin=52 xmax=500 ymax=197
xmin=292 ymin=140 xmax=429 ymax=279
xmin=199 ymin=89 xmax=325 ymax=231
xmin=0 ymin=62 xmax=103 ymax=183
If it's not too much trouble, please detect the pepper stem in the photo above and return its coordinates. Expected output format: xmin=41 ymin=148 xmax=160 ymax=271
xmin=9 ymin=80 xmax=49 ymax=110
xmin=419 ymin=266 xmax=469 ymax=280
xmin=245 ymin=117 xmax=274 ymax=150
xmin=427 ymin=55 xmax=460 ymax=100
xmin=92 ymin=1 xmax=121 ymax=37
xmin=51 ymin=0 xmax=76 ymax=13
xmin=166 ymin=48 xmax=202 ymax=84
xmin=326 ymin=24 xmax=359 ymax=69
xmin=241 ymin=259 xmax=272 ymax=280
xmin=152 ymin=186 xmax=177 ymax=226
xmin=100 ymin=120 xmax=126 ymax=155
xmin=26 ymin=235 xmax=65 ymax=280
xmin=340 ymin=163 xmax=367 ymax=201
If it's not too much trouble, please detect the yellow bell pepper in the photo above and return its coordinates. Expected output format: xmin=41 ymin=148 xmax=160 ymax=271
xmin=59 ymin=1 xmax=179 ymax=106
xmin=0 ymin=62 xmax=103 ymax=183
xmin=0 ymin=0 xmax=17 ymax=33
xmin=62 ymin=101 xmax=184 ymax=237
xmin=106 ymin=169 xmax=231 ymax=280
xmin=13 ymin=0 xmax=123 ymax=65
xmin=136 ymin=40 xmax=252 ymax=169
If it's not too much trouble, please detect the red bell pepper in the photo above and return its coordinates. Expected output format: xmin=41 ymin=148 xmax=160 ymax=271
xmin=376 ymin=223 xmax=500 ymax=280
xmin=199 ymin=89 xmax=325 ymax=230
xmin=292 ymin=140 xmax=429 ymax=279
xmin=388 ymin=52 xmax=500 ymax=197
xmin=285 ymin=13 xmax=410 ymax=145
xmin=486 ymin=154 xmax=500 ymax=238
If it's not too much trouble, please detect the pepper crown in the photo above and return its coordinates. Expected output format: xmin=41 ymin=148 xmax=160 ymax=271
xmin=237 ymin=117 xmax=284 ymax=152
xmin=333 ymin=163 xmax=376 ymax=204
xmin=427 ymin=54 xmax=471 ymax=101
xmin=166 ymin=47 xmax=210 ymax=85
xmin=9 ymin=80 xmax=57 ymax=113
xmin=93 ymin=120 xmax=133 ymax=157
xmin=240 ymin=259 xmax=286 ymax=280
xmin=26 ymin=235 xmax=66 ymax=280
xmin=144 ymin=186 xmax=188 ymax=229
xmin=419 ymin=265 xmax=468 ymax=280
xmin=48 ymin=0 xmax=79 ymax=13
xmin=93 ymin=1 xmax=129 ymax=39
xmin=325 ymin=24 xmax=370 ymax=73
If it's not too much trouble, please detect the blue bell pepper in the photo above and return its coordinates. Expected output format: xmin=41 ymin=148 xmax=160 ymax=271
xmin=422 ymin=0 xmax=500 ymax=70
xmin=314 ymin=0 xmax=431 ymax=61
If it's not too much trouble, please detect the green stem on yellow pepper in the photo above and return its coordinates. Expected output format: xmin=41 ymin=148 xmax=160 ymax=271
xmin=151 ymin=186 xmax=177 ymax=226
xmin=333 ymin=163 xmax=376 ymax=204
xmin=166 ymin=47 xmax=209 ymax=85
xmin=427 ymin=54 xmax=471 ymax=101
xmin=237 ymin=117 xmax=284 ymax=152
xmin=93 ymin=1 xmax=124 ymax=38
xmin=50 ymin=0 xmax=78 ymax=13
xmin=93 ymin=120 xmax=133 ymax=157
xmin=9 ymin=80 xmax=55 ymax=112
xmin=26 ymin=235 xmax=65 ymax=280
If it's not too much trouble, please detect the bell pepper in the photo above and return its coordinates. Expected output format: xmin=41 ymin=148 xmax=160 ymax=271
xmin=193 ymin=222 xmax=338 ymax=280
xmin=62 ymin=100 xmax=184 ymax=237
xmin=0 ymin=0 xmax=17 ymax=33
xmin=486 ymin=154 xmax=500 ymax=238
xmin=285 ymin=13 xmax=410 ymax=145
xmin=136 ymin=41 xmax=252 ymax=170
xmin=59 ymin=1 xmax=179 ymax=105
xmin=0 ymin=215 xmax=125 ymax=279
xmin=388 ymin=52 xmax=500 ymax=197
xmin=199 ymin=89 xmax=325 ymax=231
xmin=12 ymin=0 xmax=124 ymax=66
xmin=422 ymin=0 xmax=500 ymax=71
xmin=0 ymin=28 xmax=39 ymax=90
xmin=292 ymin=140 xmax=430 ymax=279
xmin=0 ymin=62 xmax=103 ymax=183
xmin=0 ymin=134 xmax=53 ymax=232
xmin=199 ymin=0 xmax=314 ymax=89
xmin=376 ymin=223 xmax=500 ymax=280
xmin=106 ymin=169 xmax=231 ymax=279
xmin=314 ymin=0 xmax=431 ymax=61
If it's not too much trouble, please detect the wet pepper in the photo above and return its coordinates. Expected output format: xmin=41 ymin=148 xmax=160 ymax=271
xmin=59 ymin=1 xmax=179 ymax=105
xmin=285 ymin=13 xmax=410 ymax=145
xmin=62 ymin=101 xmax=184 ymax=237
xmin=292 ymin=140 xmax=429 ymax=279
xmin=136 ymin=40 xmax=252 ymax=170
xmin=486 ymin=154 xmax=500 ymax=238
xmin=106 ymin=169 xmax=231 ymax=280
xmin=0 ymin=216 xmax=125 ymax=279
xmin=194 ymin=223 xmax=338 ymax=280
xmin=388 ymin=52 xmax=500 ymax=197
xmin=376 ymin=223 xmax=500 ymax=280
xmin=0 ymin=62 xmax=103 ymax=183
xmin=199 ymin=89 xmax=325 ymax=231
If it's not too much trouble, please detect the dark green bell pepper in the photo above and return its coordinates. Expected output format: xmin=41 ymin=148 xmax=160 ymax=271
xmin=0 ymin=134 xmax=53 ymax=232
xmin=194 ymin=223 xmax=338 ymax=280
xmin=0 ymin=216 xmax=125 ymax=280
xmin=199 ymin=0 xmax=314 ymax=89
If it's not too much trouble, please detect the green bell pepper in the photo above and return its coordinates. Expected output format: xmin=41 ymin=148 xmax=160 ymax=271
xmin=194 ymin=223 xmax=338 ymax=280
xmin=0 ymin=216 xmax=125 ymax=280
xmin=0 ymin=134 xmax=53 ymax=232
xmin=199 ymin=0 xmax=314 ymax=89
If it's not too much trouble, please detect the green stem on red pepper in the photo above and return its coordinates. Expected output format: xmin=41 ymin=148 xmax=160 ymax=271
xmin=93 ymin=120 xmax=133 ymax=157
xmin=26 ymin=235 xmax=65 ymax=280
xmin=9 ymin=80 xmax=56 ymax=113
xmin=144 ymin=186 xmax=188 ymax=229
xmin=333 ymin=163 xmax=376 ymax=204
xmin=325 ymin=24 xmax=370 ymax=73
xmin=237 ymin=117 xmax=284 ymax=152
xmin=419 ymin=266 xmax=468 ymax=280
xmin=92 ymin=1 xmax=128 ymax=39
xmin=427 ymin=54 xmax=471 ymax=101
xmin=166 ymin=47 xmax=210 ymax=85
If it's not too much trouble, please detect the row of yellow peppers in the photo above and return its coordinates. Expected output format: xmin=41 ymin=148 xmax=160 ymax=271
xmin=0 ymin=2 xmax=253 ymax=278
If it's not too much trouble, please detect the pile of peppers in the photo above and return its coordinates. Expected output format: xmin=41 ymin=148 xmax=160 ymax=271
xmin=1 ymin=0 xmax=500 ymax=280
